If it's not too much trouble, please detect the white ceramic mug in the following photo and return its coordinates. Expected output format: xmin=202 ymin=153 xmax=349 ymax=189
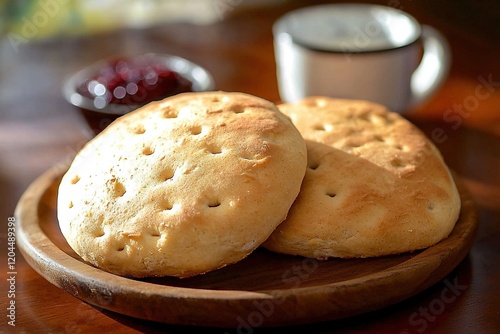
xmin=273 ymin=3 xmax=451 ymax=113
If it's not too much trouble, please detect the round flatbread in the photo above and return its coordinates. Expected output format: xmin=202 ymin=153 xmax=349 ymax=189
xmin=263 ymin=97 xmax=461 ymax=259
xmin=57 ymin=91 xmax=307 ymax=277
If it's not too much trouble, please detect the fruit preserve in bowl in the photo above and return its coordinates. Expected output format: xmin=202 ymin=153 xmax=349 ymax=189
xmin=63 ymin=53 xmax=214 ymax=135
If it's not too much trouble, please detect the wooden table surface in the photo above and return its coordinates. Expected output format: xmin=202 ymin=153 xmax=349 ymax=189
xmin=1 ymin=0 xmax=499 ymax=333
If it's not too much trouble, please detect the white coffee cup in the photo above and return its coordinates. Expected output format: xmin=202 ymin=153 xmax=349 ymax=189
xmin=273 ymin=3 xmax=451 ymax=113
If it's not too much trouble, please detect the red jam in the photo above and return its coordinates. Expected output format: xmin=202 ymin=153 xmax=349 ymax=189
xmin=77 ymin=57 xmax=193 ymax=109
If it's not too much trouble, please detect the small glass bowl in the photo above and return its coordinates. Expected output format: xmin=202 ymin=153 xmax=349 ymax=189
xmin=62 ymin=53 xmax=215 ymax=135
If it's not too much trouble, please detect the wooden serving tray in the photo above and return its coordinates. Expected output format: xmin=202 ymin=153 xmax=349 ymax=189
xmin=15 ymin=166 xmax=478 ymax=328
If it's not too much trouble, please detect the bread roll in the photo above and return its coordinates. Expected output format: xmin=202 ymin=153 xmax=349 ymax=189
xmin=263 ymin=97 xmax=461 ymax=259
xmin=57 ymin=91 xmax=307 ymax=277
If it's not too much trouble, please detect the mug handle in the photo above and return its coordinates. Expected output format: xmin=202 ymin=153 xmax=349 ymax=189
xmin=409 ymin=25 xmax=451 ymax=109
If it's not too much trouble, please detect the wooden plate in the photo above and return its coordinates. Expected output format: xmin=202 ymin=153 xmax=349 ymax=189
xmin=15 ymin=165 xmax=478 ymax=328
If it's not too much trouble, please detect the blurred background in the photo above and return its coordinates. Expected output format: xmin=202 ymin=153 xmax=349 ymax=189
xmin=0 ymin=0 xmax=285 ymax=38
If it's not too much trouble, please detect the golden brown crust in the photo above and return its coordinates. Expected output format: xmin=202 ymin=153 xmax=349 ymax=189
xmin=263 ymin=97 xmax=461 ymax=258
xmin=57 ymin=91 xmax=307 ymax=277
